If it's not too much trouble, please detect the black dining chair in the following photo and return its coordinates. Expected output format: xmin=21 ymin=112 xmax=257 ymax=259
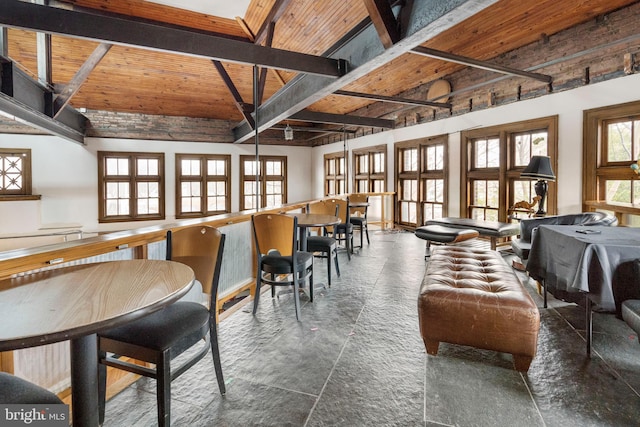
xmin=306 ymin=201 xmax=340 ymax=287
xmin=0 ymin=372 xmax=63 ymax=404
xmin=329 ymin=198 xmax=353 ymax=260
xmin=349 ymin=193 xmax=370 ymax=248
xmin=98 ymin=225 xmax=226 ymax=427
xmin=252 ymin=213 xmax=314 ymax=320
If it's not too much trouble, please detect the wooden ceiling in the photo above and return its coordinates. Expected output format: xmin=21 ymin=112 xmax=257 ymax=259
xmin=1 ymin=0 xmax=639 ymax=145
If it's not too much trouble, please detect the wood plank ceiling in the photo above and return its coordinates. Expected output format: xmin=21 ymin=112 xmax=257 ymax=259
xmin=2 ymin=0 xmax=639 ymax=145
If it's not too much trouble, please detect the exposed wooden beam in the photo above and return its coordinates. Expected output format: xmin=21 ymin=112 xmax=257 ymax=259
xmin=53 ymin=43 xmax=112 ymax=118
xmin=271 ymin=125 xmax=357 ymax=134
xmin=289 ymin=110 xmax=394 ymax=128
xmin=234 ymin=0 xmax=499 ymax=143
xmin=254 ymin=0 xmax=292 ymax=45
xmin=0 ymin=58 xmax=86 ymax=143
xmin=363 ymin=0 xmax=401 ymax=48
xmin=258 ymin=23 xmax=276 ymax=106
xmin=236 ymin=17 xmax=287 ymax=87
xmin=35 ymin=0 xmax=52 ymax=88
xmin=212 ymin=61 xmax=255 ymax=129
xmin=335 ymin=89 xmax=451 ymax=108
xmin=0 ymin=0 xmax=346 ymax=78
xmin=411 ymin=46 xmax=552 ymax=83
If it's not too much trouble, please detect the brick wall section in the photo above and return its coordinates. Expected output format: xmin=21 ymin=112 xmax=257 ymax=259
xmin=0 ymin=3 xmax=638 ymax=146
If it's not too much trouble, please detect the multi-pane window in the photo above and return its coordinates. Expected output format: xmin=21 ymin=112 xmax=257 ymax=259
xmin=324 ymin=152 xmax=345 ymax=196
xmin=461 ymin=116 xmax=557 ymax=222
xmin=422 ymin=144 xmax=445 ymax=222
xmin=176 ymin=154 xmax=230 ymax=218
xmin=352 ymin=145 xmax=386 ymax=193
xmin=240 ymin=155 xmax=287 ymax=210
xmin=584 ymin=102 xmax=640 ymax=226
xmin=395 ymin=136 xmax=447 ymax=227
xmin=0 ymin=149 xmax=31 ymax=196
xmin=98 ymin=151 xmax=164 ymax=222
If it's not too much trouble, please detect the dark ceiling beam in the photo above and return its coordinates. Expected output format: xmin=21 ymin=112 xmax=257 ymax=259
xmin=258 ymin=23 xmax=276 ymax=106
xmin=0 ymin=60 xmax=85 ymax=144
xmin=289 ymin=110 xmax=394 ymax=128
xmin=363 ymin=0 xmax=401 ymax=48
xmin=335 ymin=89 xmax=451 ymax=108
xmin=233 ymin=0 xmax=499 ymax=143
xmin=410 ymin=46 xmax=552 ymax=83
xmin=270 ymin=125 xmax=357 ymax=134
xmin=0 ymin=0 xmax=345 ymax=78
xmin=53 ymin=43 xmax=111 ymax=118
xmin=212 ymin=61 xmax=255 ymax=129
xmin=254 ymin=0 xmax=293 ymax=45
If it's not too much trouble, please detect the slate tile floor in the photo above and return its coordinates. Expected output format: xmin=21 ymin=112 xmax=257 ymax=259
xmin=103 ymin=229 xmax=640 ymax=426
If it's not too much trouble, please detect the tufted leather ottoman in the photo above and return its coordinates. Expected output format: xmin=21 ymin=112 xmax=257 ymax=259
xmin=418 ymin=246 xmax=540 ymax=371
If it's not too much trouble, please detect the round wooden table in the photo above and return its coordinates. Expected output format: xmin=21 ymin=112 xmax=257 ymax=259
xmin=0 ymin=259 xmax=195 ymax=427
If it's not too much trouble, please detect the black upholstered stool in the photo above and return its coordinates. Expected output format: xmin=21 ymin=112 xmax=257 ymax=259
xmin=414 ymin=225 xmax=479 ymax=259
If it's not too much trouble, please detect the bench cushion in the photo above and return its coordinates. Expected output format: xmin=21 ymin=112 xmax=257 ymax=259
xmin=424 ymin=217 xmax=520 ymax=238
xmin=415 ymin=225 xmax=479 ymax=244
xmin=418 ymin=246 xmax=540 ymax=371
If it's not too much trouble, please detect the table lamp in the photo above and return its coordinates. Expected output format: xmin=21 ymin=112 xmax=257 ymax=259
xmin=521 ymin=155 xmax=555 ymax=216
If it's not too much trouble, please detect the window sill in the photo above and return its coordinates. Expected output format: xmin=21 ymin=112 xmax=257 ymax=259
xmin=0 ymin=195 xmax=41 ymax=202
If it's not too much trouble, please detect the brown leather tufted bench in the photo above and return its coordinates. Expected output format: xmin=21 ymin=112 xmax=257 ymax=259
xmin=418 ymin=246 xmax=540 ymax=372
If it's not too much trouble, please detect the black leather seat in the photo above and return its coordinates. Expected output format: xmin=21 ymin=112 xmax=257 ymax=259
xmin=0 ymin=373 xmax=62 ymax=404
xmin=511 ymin=212 xmax=618 ymax=263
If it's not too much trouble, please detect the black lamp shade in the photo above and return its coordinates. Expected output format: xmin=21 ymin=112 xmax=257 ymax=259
xmin=521 ymin=156 xmax=555 ymax=181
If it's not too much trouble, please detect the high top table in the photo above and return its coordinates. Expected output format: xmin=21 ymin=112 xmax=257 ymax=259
xmin=526 ymin=224 xmax=640 ymax=356
xmin=286 ymin=213 xmax=341 ymax=252
xmin=0 ymin=259 xmax=195 ymax=427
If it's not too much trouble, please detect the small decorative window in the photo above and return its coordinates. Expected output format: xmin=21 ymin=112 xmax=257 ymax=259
xmin=0 ymin=148 xmax=32 ymax=196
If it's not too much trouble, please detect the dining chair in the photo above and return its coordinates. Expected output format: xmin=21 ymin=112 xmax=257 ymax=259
xmin=330 ymin=198 xmax=353 ymax=260
xmin=0 ymin=372 xmax=63 ymax=404
xmin=252 ymin=213 xmax=314 ymax=320
xmin=98 ymin=225 xmax=226 ymax=427
xmin=349 ymin=193 xmax=370 ymax=248
xmin=306 ymin=201 xmax=340 ymax=287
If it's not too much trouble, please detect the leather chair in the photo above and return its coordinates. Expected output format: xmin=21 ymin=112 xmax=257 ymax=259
xmin=0 ymin=373 xmax=62 ymax=404
xmin=511 ymin=212 xmax=618 ymax=264
xmin=98 ymin=226 xmax=226 ymax=427
xmin=252 ymin=213 xmax=314 ymax=320
xmin=349 ymin=194 xmax=370 ymax=248
xmin=306 ymin=201 xmax=340 ymax=287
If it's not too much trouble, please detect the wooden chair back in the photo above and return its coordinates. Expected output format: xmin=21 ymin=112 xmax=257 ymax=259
xmin=166 ymin=225 xmax=224 ymax=298
xmin=349 ymin=193 xmax=369 ymax=218
xmin=308 ymin=200 xmax=338 ymax=216
xmin=252 ymin=213 xmax=296 ymax=257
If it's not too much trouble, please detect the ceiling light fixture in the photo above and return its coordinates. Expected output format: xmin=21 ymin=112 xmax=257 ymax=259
xmin=284 ymin=124 xmax=294 ymax=141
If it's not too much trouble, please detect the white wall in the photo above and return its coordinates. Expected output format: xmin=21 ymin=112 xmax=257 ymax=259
xmin=0 ymin=135 xmax=312 ymax=234
xmin=312 ymin=72 xmax=640 ymax=216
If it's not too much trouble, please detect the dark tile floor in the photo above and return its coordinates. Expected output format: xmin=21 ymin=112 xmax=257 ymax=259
xmin=103 ymin=229 xmax=640 ymax=427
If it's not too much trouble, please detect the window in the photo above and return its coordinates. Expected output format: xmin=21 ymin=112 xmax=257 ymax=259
xmin=584 ymin=101 xmax=640 ymax=225
xmin=0 ymin=148 xmax=32 ymax=196
xmin=461 ymin=116 xmax=558 ymax=221
xmin=98 ymin=151 xmax=164 ymax=222
xmin=395 ymin=136 xmax=447 ymax=227
xmin=176 ymin=154 xmax=230 ymax=218
xmin=352 ymin=145 xmax=386 ymax=193
xmin=240 ymin=155 xmax=287 ymax=210
xmin=324 ymin=152 xmax=345 ymax=196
